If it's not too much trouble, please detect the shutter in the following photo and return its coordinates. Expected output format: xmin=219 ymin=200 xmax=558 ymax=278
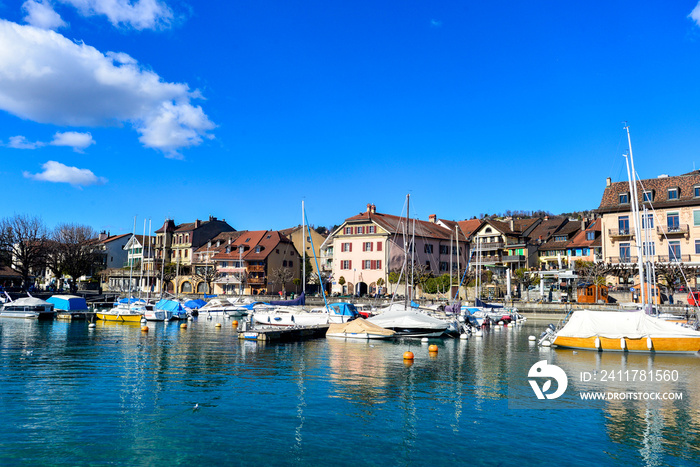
xmin=377 ymin=242 xmax=382 ymax=251
xmin=371 ymin=260 xmax=376 ymax=270
xmin=349 ymin=260 xmax=352 ymax=269
xmin=370 ymin=242 xmax=373 ymax=252
xmin=349 ymin=243 xmax=352 ymax=252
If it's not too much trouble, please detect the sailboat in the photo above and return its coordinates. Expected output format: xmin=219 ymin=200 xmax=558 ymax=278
xmin=545 ymin=125 xmax=700 ymax=353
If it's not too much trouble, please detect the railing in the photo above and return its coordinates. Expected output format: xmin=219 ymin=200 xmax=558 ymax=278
xmin=657 ymin=255 xmax=691 ymax=263
xmin=502 ymin=255 xmax=525 ymax=263
xmin=656 ymin=224 xmax=689 ymax=236
xmin=608 ymin=228 xmax=635 ymax=238
xmin=477 ymin=242 xmax=504 ymax=250
xmin=248 ymin=277 xmax=266 ymax=284
xmin=607 ymin=256 xmax=639 ymax=264
xmin=248 ymin=265 xmax=265 ymax=273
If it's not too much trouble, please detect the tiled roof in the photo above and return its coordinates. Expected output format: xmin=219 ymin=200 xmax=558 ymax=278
xmin=598 ymin=171 xmax=700 ymax=214
xmin=456 ymin=219 xmax=482 ymax=238
xmin=344 ymin=210 xmax=456 ymax=240
xmin=566 ymin=218 xmax=602 ymax=249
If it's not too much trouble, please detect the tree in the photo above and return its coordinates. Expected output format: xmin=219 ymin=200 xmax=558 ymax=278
xmin=0 ymin=214 xmax=49 ymax=289
xmin=293 ymin=278 xmax=301 ymax=292
xmin=655 ymin=262 xmax=695 ymax=297
xmin=51 ymin=223 xmax=103 ymax=293
xmin=574 ymin=260 xmax=611 ymax=302
xmin=314 ymin=226 xmax=327 ymax=235
xmin=193 ymin=263 xmax=221 ymax=295
xmin=515 ymin=268 xmax=539 ymax=301
xmin=269 ymin=266 xmax=294 ymax=295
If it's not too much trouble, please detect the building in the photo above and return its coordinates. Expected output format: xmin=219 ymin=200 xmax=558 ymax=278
xmin=280 ymin=225 xmax=328 ymax=285
xmin=598 ymin=171 xmax=700 ymax=286
xmin=469 ymin=218 xmax=541 ymax=276
xmin=532 ymin=217 xmax=583 ymax=270
xmin=565 ymin=218 xmax=602 ymax=267
xmin=329 ymin=204 xmax=469 ymax=296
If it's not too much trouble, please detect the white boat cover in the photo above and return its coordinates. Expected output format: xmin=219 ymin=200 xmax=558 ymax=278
xmin=557 ymin=310 xmax=700 ymax=339
xmin=368 ymin=309 xmax=448 ymax=331
xmin=327 ymin=318 xmax=395 ymax=337
xmin=6 ymin=297 xmax=52 ymax=307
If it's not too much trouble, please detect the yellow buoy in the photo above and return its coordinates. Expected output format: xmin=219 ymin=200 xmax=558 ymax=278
xmin=403 ymin=351 xmax=414 ymax=360
xmin=232 ymin=320 xmax=239 ymax=327
xmin=180 ymin=323 xmax=187 ymax=329
xmin=428 ymin=344 xmax=438 ymax=353
xmin=141 ymin=325 xmax=148 ymax=332
xmin=215 ymin=323 xmax=222 ymax=328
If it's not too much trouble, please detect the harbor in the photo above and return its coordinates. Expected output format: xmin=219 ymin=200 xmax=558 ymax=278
xmin=1 ymin=314 xmax=698 ymax=466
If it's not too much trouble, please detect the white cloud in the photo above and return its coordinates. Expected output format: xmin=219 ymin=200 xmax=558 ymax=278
xmin=691 ymin=2 xmax=700 ymax=27
xmin=23 ymin=160 xmax=107 ymax=186
xmin=22 ymin=0 xmax=67 ymax=30
xmin=0 ymin=20 xmax=215 ymax=156
xmin=50 ymin=131 xmax=95 ymax=151
xmin=60 ymin=0 xmax=173 ymax=30
xmin=8 ymin=135 xmax=45 ymax=149
xmin=430 ymin=19 xmax=442 ymax=28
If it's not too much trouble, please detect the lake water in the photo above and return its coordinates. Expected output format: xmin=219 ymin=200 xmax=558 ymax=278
xmin=0 ymin=316 xmax=699 ymax=466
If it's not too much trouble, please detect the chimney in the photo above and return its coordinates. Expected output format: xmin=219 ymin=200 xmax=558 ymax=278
xmin=98 ymin=231 xmax=108 ymax=241
xmin=195 ymin=219 xmax=201 ymax=228
xmin=371 ymin=204 xmax=376 ymax=214
xmin=367 ymin=203 xmax=372 ymax=213
xmin=510 ymin=219 xmax=514 ymax=230
xmin=581 ymin=219 xmax=587 ymax=231
xmin=228 ymin=237 xmax=232 ymax=244
xmin=429 ymin=214 xmax=437 ymax=223
xmin=606 ymin=177 xmax=611 ymax=187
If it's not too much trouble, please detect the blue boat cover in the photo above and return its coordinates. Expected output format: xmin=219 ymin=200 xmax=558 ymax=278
xmin=155 ymin=299 xmax=187 ymax=312
xmin=240 ymin=301 xmax=269 ymax=310
xmin=116 ymin=297 xmax=146 ymax=305
xmin=47 ymin=296 xmax=88 ymax=311
xmin=474 ymin=298 xmax=503 ymax=309
xmin=327 ymin=302 xmax=359 ymax=317
xmin=185 ymin=299 xmax=207 ymax=309
xmin=410 ymin=300 xmax=420 ymax=308
xmin=270 ymin=292 xmax=305 ymax=306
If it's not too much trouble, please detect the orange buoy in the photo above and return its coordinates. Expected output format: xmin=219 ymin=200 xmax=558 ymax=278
xmin=428 ymin=344 xmax=438 ymax=353
xmin=180 ymin=323 xmax=187 ymax=329
xmin=403 ymin=351 xmax=414 ymax=360
xmin=141 ymin=325 xmax=148 ymax=332
xmin=232 ymin=320 xmax=239 ymax=327
xmin=215 ymin=323 xmax=222 ymax=328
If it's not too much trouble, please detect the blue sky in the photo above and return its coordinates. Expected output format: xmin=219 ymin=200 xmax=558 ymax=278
xmin=4 ymin=1 xmax=700 ymax=236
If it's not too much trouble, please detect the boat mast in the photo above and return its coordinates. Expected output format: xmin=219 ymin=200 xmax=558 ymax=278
xmin=405 ymin=194 xmax=410 ymax=310
xmin=411 ymin=218 xmax=415 ymax=304
xmin=138 ymin=218 xmax=146 ymax=300
xmin=624 ymin=124 xmax=646 ymax=310
xmin=128 ymin=216 xmax=136 ymax=299
xmin=146 ymin=219 xmax=152 ymax=298
xmin=455 ymin=225 xmax=460 ymax=302
xmin=302 ymin=200 xmax=306 ymax=296
xmin=160 ymin=220 xmax=166 ymax=299
xmin=449 ymin=233 xmax=453 ymax=300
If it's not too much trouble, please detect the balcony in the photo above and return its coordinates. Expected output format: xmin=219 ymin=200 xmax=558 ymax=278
xmin=477 ymin=242 xmax=504 ymax=251
xmin=248 ymin=277 xmax=266 ymax=285
xmin=503 ymin=255 xmax=525 ymax=263
xmin=607 ymin=256 xmax=639 ymax=264
xmin=248 ymin=265 xmax=265 ymax=273
xmin=656 ymin=224 xmax=689 ymax=238
xmin=608 ymin=228 xmax=635 ymax=239
xmin=657 ymin=255 xmax=691 ymax=263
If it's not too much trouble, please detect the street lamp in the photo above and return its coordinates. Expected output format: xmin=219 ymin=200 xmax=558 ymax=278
xmin=353 ymin=268 xmax=356 ymax=296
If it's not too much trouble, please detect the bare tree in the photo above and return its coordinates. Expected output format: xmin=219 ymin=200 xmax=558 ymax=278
xmin=655 ymin=262 xmax=694 ymax=296
xmin=52 ymin=223 xmax=103 ymax=293
xmin=193 ymin=263 xmax=221 ymax=295
xmin=269 ymin=266 xmax=294 ymax=295
xmin=0 ymin=214 xmax=48 ymax=289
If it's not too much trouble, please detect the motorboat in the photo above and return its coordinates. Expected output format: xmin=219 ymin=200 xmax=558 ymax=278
xmin=367 ymin=306 xmax=449 ymax=337
xmin=0 ymin=296 xmax=55 ymax=319
xmin=154 ymin=299 xmax=187 ymax=320
xmin=97 ymin=298 xmax=146 ymax=322
xmin=47 ymin=295 xmax=90 ymax=320
xmin=541 ymin=309 xmax=700 ymax=353
xmin=326 ymin=318 xmax=395 ymax=339
xmin=198 ymin=297 xmax=249 ymax=318
xmin=252 ymin=302 xmax=359 ymax=327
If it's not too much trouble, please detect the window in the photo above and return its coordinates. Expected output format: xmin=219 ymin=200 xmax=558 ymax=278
xmin=376 ymin=260 xmax=382 ymax=270
xmin=288 ymin=261 xmax=293 ymax=268
xmin=377 ymin=242 xmax=382 ymax=251
xmin=363 ymin=242 xmax=373 ymax=252
xmin=344 ymin=227 xmax=352 ymax=235
xmin=368 ymin=226 xmax=376 ymax=234
xmin=619 ymin=192 xmax=629 ymax=204
xmin=440 ymin=245 xmax=449 ymax=254
xmin=356 ymin=226 xmax=364 ymax=234
xmin=424 ymin=244 xmax=433 ymax=254
xmin=643 ymin=241 xmax=655 ymax=257
xmin=586 ymin=231 xmax=595 ymax=241
xmin=694 ymin=210 xmax=700 ymax=227
xmin=341 ymin=243 xmax=352 ymax=252
xmin=619 ymin=243 xmax=631 ymax=263
xmin=341 ymin=260 xmax=351 ymax=270
xmin=222 ymin=261 xmax=228 ymax=268
xmin=283 ymin=260 xmax=287 ymax=267
xmin=641 ymin=213 xmax=654 ymax=229
xmin=555 ymin=236 xmax=566 ymax=242
xmin=439 ymin=261 xmax=449 ymax=271
xmin=695 ymin=186 xmax=700 ymax=198
xmin=695 ymin=240 xmax=700 ymax=255
xmin=255 ymin=246 xmax=261 ymax=253
xmin=669 ymin=241 xmax=681 ymax=262
xmin=363 ymin=260 xmax=371 ymax=269
xmin=618 ymin=216 xmax=629 ymax=235
xmin=667 ymin=212 xmax=680 ymax=232
xmin=245 ymin=238 xmax=251 ymax=242
xmin=668 ymin=188 xmax=679 ymax=200
xmin=643 ymin=190 xmax=654 ymax=202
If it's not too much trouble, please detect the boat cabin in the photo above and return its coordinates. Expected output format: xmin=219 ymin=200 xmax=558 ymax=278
xmin=688 ymin=291 xmax=700 ymax=307
xmin=631 ymin=283 xmax=660 ymax=305
xmin=576 ymin=283 xmax=609 ymax=304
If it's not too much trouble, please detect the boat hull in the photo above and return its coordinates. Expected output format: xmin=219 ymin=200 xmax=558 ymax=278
xmin=96 ymin=312 xmax=143 ymax=322
xmin=553 ymin=335 xmax=700 ymax=353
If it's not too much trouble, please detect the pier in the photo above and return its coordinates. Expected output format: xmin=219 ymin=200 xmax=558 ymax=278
xmin=238 ymin=324 xmax=329 ymax=342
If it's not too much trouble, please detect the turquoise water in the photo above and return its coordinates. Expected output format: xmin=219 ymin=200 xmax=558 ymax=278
xmin=0 ymin=317 xmax=699 ymax=466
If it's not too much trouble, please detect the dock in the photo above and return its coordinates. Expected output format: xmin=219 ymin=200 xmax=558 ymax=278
xmin=238 ymin=324 xmax=329 ymax=342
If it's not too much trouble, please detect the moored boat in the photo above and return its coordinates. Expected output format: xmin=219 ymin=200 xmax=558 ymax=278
xmin=326 ymin=318 xmax=395 ymax=339
xmin=97 ymin=298 xmax=145 ymax=322
xmin=547 ymin=309 xmax=700 ymax=353
xmin=0 ymin=296 xmax=55 ymax=319
xmin=367 ymin=306 xmax=449 ymax=337
xmin=47 ymin=295 xmax=90 ymax=320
